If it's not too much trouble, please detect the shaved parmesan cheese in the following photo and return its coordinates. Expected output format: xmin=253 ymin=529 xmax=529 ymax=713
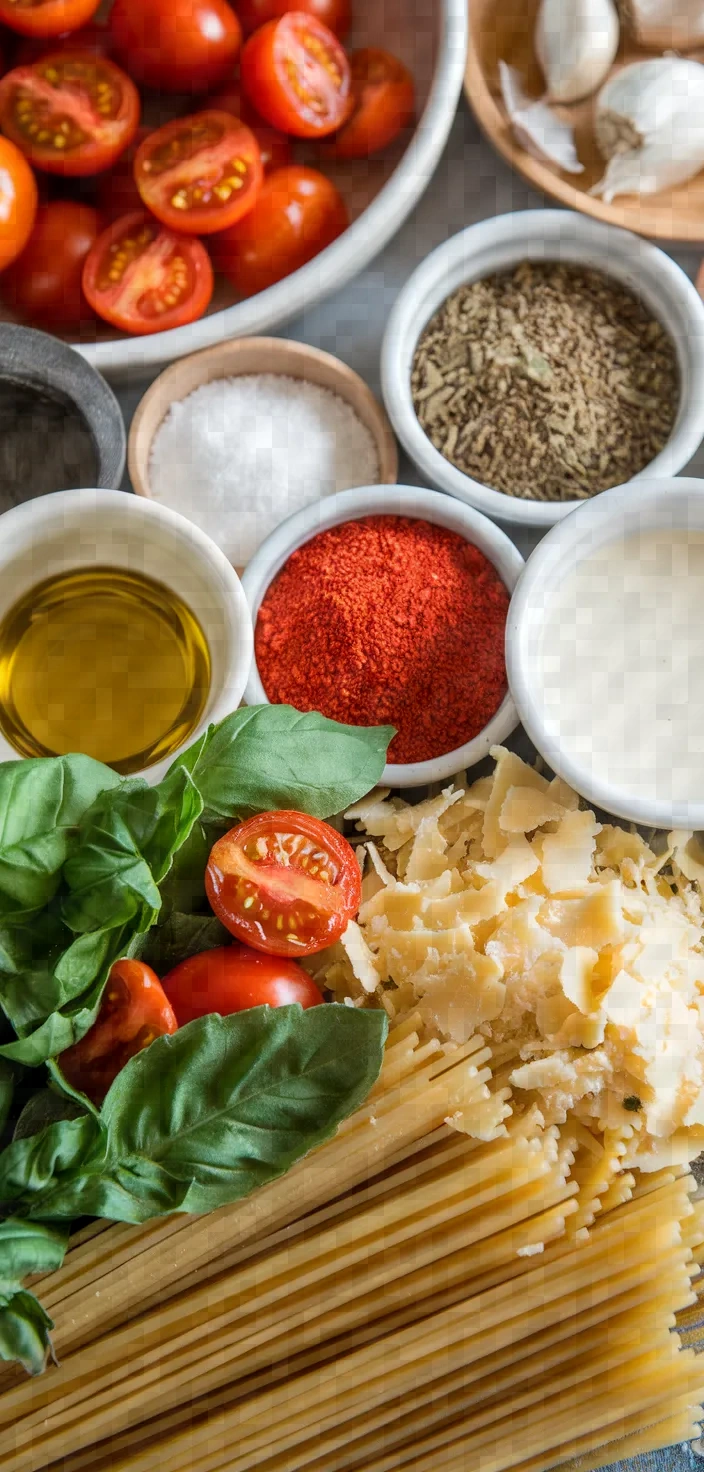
xmin=415 ymin=953 xmax=505 ymax=1042
xmin=483 ymin=748 xmax=549 ymax=859
xmin=341 ymin=920 xmax=381 ymax=994
xmin=560 ymin=947 xmax=599 ymax=1014
xmin=541 ymin=811 xmax=599 ymax=896
xmin=499 ymin=784 xmax=566 ymax=834
xmin=541 ymin=882 xmax=624 ymax=951
xmin=406 ymin=816 xmax=449 ymax=882
xmin=476 ymin=833 xmax=540 ymax=900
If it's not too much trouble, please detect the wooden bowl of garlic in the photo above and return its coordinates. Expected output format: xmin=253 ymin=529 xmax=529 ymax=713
xmin=465 ymin=0 xmax=704 ymax=242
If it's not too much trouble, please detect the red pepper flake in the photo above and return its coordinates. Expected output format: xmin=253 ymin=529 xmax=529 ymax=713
xmin=254 ymin=515 xmax=509 ymax=765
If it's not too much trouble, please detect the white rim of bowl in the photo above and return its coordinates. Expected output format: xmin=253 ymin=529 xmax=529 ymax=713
xmin=380 ymin=210 xmax=704 ymax=528
xmin=241 ymin=484 xmax=524 ymax=787
xmin=71 ymin=0 xmax=468 ymax=379
xmin=505 ymin=476 xmax=704 ymax=827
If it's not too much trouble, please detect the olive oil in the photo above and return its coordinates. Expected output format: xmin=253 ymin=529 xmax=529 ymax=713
xmin=0 ymin=566 xmax=211 ymax=774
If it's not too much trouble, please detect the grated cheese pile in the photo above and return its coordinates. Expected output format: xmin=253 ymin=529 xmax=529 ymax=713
xmin=323 ymin=747 xmax=704 ymax=1174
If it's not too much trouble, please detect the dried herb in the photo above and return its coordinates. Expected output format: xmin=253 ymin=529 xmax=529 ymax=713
xmin=623 ymin=1095 xmax=642 ymax=1112
xmin=411 ymin=262 xmax=679 ymax=502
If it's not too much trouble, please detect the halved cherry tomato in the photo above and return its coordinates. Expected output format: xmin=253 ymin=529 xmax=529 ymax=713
xmin=162 ymin=943 xmax=324 ymax=1026
xmin=58 ymin=958 xmax=178 ymax=1105
xmin=96 ymin=122 xmax=148 ymax=222
xmin=207 ymin=82 xmax=292 ymax=171
xmin=0 ymin=134 xmax=36 ymax=268
xmin=326 ymin=48 xmax=415 ymax=158
xmin=0 ymin=0 xmax=100 ymax=40
xmin=3 ymin=198 xmax=99 ymax=326
xmin=0 ymin=53 xmax=140 ymax=175
xmin=205 ymin=810 xmax=362 ymax=958
xmin=134 ymin=111 xmax=262 ymax=235
xmin=236 ymin=0 xmax=351 ymax=39
xmin=82 ymin=210 xmax=213 ymax=335
xmin=240 ymin=13 xmax=351 ymax=139
xmin=109 ymin=0 xmax=241 ymax=94
xmin=211 ymin=164 xmax=347 ymax=297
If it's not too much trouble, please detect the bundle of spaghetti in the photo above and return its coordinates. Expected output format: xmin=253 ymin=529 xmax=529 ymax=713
xmin=2 ymin=1110 xmax=576 ymax=1472
xmin=47 ymin=1172 xmax=700 ymax=1472
xmin=15 ymin=1017 xmax=509 ymax=1368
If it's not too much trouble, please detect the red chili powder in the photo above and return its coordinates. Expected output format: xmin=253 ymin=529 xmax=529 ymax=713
xmin=254 ymin=515 xmax=509 ymax=765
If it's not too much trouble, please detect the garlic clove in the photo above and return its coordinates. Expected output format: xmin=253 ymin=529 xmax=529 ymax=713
xmin=593 ymin=56 xmax=704 ymax=200
xmin=499 ymin=62 xmax=584 ymax=174
xmin=536 ymin=0 xmax=620 ymax=104
xmin=620 ymin=0 xmax=704 ymax=50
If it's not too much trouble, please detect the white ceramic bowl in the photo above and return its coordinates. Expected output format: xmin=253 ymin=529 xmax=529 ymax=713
xmin=242 ymin=484 xmax=524 ymax=787
xmin=381 ymin=210 xmax=704 ymax=530
xmin=506 ymin=476 xmax=704 ymax=830
xmin=59 ymin=0 xmax=467 ymax=382
xmin=0 ymin=488 xmax=253 ymax=783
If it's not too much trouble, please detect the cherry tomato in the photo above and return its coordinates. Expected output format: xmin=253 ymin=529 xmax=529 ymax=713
xmin=240 ymin=13 xmax=351 ymax=139
xmin=82 ymin=210 xmax=213 ymax=335
xmin=134 ymin=111 xmax=262 ymax=234
xmin=0 ymin=134 xmax=36 ymax=269
xmin=162 ymin=942 xmax=324 ymax=1025
xmin=58 ymin=959 xmax=178 ymax=1105
xmin=96 ymin=123 xmax=148 ymax=222
xmin=207 ymin=82 xmax=292 ymax=171
xmin=13 ymin=21 xmax=112 ymax=65
xmin=211 ymin=164 xmax=347 ymax=297
xmin=205 ymin=810 xmax=362 ymax=958
xmin=236 ymin=0 xmax=351 ymax=38
xmin=2 ymin=199 xmax=99 ymax=326
xmin=326 ymin=48 xmax=414 ymax=158
xmin=0 ymin=53 xmax=140 ymax=176
xmin=109 ymin=0 xmax=241 ymax=94
xmin=0 ymin=0 xmax=100 ymax=40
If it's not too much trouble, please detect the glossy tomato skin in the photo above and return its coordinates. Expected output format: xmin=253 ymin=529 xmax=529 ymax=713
xmin=241 ymin=13 xmax=351 ymax=139
xmin=0 ymin=135 xmax=36 ymax=269
xmin=0 ymin=0 xmax=100 ymax=39
xmin=236 ymin=0 xmax=351 ymax=38
xmin=211 ymin=164 xmax=347 ymax=297
xmin=82 ymin=209 xmax=213 ymax=335
xmin=58 ymin=959 xmax=178 ymax=1105
xmin=326 ymin=47 xmax=415 ymax=158
xmin=0 ymin=53 xmax=140 ymax=175
xmin=134 ymin=111 xmax=262 ymax=235
xmin=205 ymin=809 xmax=362 ymax=958
xmin=13 ymin=21 xmax=113 ymax=65
xmin=206 ymin=82 xmax=292 ymax=171
xmin=3 ymin=199 xmax=99 ymax=326
xmin=162 ymin=943 xmax=324 ymax=1026
xmin=110 ymin=0 xmax=241 ymax=94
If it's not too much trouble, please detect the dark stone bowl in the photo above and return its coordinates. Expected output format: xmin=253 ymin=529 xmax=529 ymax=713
xmin=0 ymin=323 xmax=126 ymax=500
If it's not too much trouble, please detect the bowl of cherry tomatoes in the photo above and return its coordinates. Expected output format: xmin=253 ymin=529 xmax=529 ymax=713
xmin=0 ymin=0 xmax=467 ymax=378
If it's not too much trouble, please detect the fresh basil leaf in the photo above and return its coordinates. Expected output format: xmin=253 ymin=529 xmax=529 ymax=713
xmin=168 ymin=706 xmax=394 ymax=823
xmin=156 ymin=820 xmax=221 ymax=920
xmin=0 ymin=1115 xmax=104 ymax=1211
xmin=0 ymin=1060 xmax=13 ymax=1137
xmin=13 ymin=1090 xmax=88 ymax=1142
xmin=0 ymin=1288 xmax=54 ymax=1375
xmin=139 ymin=911 xmax=230 ymax=974
xmin=0 ymin=1217 xmax=68 ymax=1280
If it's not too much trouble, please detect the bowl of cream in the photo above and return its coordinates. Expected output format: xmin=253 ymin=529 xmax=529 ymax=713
xmin=506 ymin=478 xmax=704 ymax=829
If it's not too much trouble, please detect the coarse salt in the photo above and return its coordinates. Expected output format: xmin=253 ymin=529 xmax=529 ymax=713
xmin=147 ymin=373 xmax=380 ymax=565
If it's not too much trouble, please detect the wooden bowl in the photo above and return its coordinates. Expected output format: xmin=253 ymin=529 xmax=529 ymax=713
xmin=465 ymin=0 xmax=704 ymax=243
xmin=128 ymin=337 xmax=399 ymax=571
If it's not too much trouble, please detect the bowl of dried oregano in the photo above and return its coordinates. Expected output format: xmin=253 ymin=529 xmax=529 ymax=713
xmin=380 ymin=209 xmax=704 ymax=527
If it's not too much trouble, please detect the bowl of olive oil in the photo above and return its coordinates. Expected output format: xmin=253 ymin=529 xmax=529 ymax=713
xmin=0 ymin=489 xmax=253 ymax=781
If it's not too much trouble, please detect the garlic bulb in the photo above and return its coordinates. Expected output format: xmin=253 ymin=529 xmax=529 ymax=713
xmin=535 ymin=0 xmax=620 ymax=104
xmin=622 ymin=0 xmax=704 ymax=50
xmin=499 ymin=63 xmax=584 ymax=174
xmin=593 ymin=57 xmax=704 ymax=200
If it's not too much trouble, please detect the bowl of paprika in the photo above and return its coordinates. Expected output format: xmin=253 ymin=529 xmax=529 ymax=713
xmin=241 ymin=484 xmax=524 ymax=787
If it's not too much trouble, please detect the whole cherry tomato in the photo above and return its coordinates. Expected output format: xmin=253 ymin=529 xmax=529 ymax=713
xmin=0 ymin=134 xmax=37 ymax=269
xmin=58 ymin=958 xmax=178 ymax=1105
xmin=110 ymin=0 xmax=241 ymax=94
xmin=13 ymin=21 xmax=112 ymax=65
xmin=205 ymin=810 xmax=362 ymax=958
xmin=211 ymin=164 xmax=347 ymax=297
xmin=0 ymin=0 xmax=100 ymax=39
xmin=134 ymin=111 xmax=262 ymax=234
xmin=162 ymin=942 xmax=324 ymax=1025
xmin=235 ymin=0 xmax=351 ymax=38
xmin=0 ymin=52 xmax=140 ymax=175
xmin=82 ymin=210 xmax=213 ymax=335
xmin=326 ymin=48 xmax=415 ymax=158
xmin=207 ymin=81 xmax=292 ymax=171
xmin=240 ymin=12 xmax=351 ymax=139
xmin=2 ymin=199 xmax=99 ymax=326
